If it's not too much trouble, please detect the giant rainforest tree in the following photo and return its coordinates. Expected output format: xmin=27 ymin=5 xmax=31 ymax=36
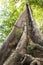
xmin=0 ymin=0 xmax=43 ymax=65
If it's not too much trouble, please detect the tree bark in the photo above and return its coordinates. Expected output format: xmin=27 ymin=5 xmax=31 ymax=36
xmin=26 ymin=4 xmax=43 ymax=46
xmin=0 ymin=4 xmax=43 ymax=65
xmin=0 ymin=9 xmax=27 ymax=64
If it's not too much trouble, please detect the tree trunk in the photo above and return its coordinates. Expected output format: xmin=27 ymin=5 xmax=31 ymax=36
xmin=0 ymin=4 xmax=43 ymax=65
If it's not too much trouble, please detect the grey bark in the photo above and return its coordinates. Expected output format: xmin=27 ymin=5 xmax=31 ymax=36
xmin=26 ymin=4 xmax=43 ymax=46
xmin=0 ymin=9 xmax=27 ymax=65
xmin=0 ymin=4 xmax=43 ymax=65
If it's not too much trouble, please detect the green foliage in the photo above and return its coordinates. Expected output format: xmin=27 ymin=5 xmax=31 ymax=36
xmin=29 ymin=0 xmax=43 ymax=33
xmin=0 ymin=0 xmax=25 ymax=43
